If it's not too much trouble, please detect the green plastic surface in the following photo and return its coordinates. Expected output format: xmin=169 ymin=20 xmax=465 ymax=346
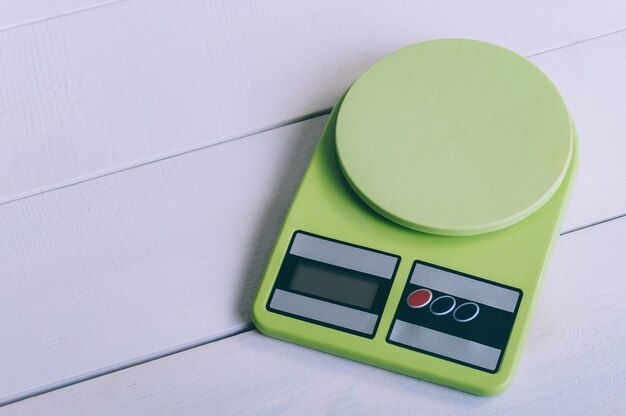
xmin=336 ymin=39 xmax=573 ymax=235
xmin=252 ymin=39 xmax=578 ymax=395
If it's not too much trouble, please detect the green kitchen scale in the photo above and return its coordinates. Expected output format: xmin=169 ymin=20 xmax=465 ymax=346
xmin=252 ymin=39 xmax=577 ymax=395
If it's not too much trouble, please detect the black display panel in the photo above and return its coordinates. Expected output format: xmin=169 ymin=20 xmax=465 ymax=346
xmin=288 ymin=259 xmax=379 ymax=309
xmin=267 ymin=230 xmax=400 ymax=338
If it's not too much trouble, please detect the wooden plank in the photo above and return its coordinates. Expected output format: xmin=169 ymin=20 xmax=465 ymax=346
xmin=4 ymin=216 xmax=625 ymax=415
xmin=531 ymin=32 xmax=626 ymax=231
xmin=2 ymin=29 xmax=626 ymax=404
xmin=0 ymin=1 xmax=121 ymax=31
xmin=2 ymin=0 xmax=626 ymax=203
xmin=0 ymin=116 xmax=324 ymax=405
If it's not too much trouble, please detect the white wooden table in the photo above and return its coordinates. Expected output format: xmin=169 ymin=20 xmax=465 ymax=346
xmin=1 ymin=1 xmax=625 ymax=414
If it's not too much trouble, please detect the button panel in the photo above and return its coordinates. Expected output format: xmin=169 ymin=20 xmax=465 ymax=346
xmin=408 ymin=290 xmax=481 ymax=321
xmin=387 ymin=260 xmax=522 ymax=373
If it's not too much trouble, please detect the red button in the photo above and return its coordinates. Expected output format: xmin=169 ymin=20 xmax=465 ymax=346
xmin=407 ymin=289 xmax=432 ymax=308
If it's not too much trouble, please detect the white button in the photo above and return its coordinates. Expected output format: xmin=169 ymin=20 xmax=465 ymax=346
xmin=429 ymin=295 xmax=456 ymax=316
xmin=453 ymin=302 xmax=480 ymax=322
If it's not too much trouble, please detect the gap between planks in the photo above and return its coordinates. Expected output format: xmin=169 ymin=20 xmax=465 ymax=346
xmin=0 ymin=0 xmax=126 ymax=33
xmin=0 ymin=108 xmax=330 ymax=207
xmin=0 ymin=323 xmax=253 ymax=408
xmin=526 ymin=25 xmax=626 ymax=58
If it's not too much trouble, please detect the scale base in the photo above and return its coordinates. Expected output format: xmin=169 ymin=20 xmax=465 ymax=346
xmin=252 ymin=95 xmax=577 ymax=395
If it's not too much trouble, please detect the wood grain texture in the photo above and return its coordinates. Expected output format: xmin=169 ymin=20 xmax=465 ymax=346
xmin=4 ymin=217 xmax=625 ymax=416
xmin=2 ymin=0 xmax=626 ymax=203
xmin=2 ymin=28 xmax=626 ymax=405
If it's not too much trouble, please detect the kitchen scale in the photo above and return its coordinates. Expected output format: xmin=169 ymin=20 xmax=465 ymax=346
xmin=252 ymin=39 xmax=577 ymax=395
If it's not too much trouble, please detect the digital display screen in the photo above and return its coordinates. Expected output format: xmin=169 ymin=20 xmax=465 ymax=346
xmin=288 ymin=260 xmax=379 ymax=309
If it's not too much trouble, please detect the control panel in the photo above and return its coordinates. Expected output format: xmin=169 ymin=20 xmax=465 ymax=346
xmin=387 ymin=261 xmax=522 ymax=372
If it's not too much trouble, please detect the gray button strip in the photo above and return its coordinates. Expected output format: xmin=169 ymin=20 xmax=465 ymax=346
xmin=410 ymin=262 xmax=519 ymax=313
xmin=289 ymin=232 xmax=397 ymax=279
xmin=389 ymin=320 xmax=501 ymax=371
xmin=270 ymin=289 xmax=378 ymax=335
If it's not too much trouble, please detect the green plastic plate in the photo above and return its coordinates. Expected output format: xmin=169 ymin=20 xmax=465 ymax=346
xmin=336 ymin=39 xmax=573 ymax=235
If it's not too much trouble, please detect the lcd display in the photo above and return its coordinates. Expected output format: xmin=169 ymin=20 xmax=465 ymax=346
xmin=288 ymin=260 xmax=379 ymax=309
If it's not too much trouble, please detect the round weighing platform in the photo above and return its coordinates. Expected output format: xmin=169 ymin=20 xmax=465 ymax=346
xmin=336 ymin=39 xmax=573 ymax=236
